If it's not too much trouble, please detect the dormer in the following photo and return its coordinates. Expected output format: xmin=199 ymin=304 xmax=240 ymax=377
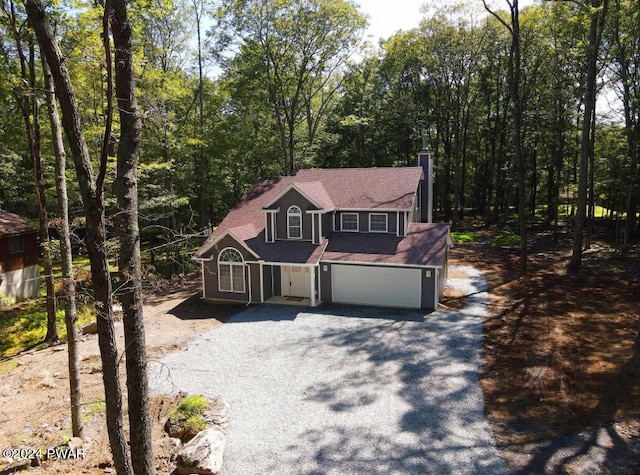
xmin=262 ymin=182 xmax=334 ymax=245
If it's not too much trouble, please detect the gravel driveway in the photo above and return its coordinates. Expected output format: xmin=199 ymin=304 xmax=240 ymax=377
xmin=148 ymin=265 xmax=509 ymax=474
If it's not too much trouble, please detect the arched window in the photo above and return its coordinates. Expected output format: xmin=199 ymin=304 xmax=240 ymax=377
xmin=218 ymin=248 xmax=245 ymax=293
xmin=287 ymin=205 xmax=302 ymax=239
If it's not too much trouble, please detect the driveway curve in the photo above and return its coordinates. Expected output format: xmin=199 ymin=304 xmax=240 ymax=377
xmin=148 ymin=265 xmax=510 ymax=474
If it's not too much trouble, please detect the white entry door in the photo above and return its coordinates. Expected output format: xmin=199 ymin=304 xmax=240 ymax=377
xmin=282 ymin=265 xmax=311 ymax=297
xmin=331 ymin=264 xmax=422 ymax=309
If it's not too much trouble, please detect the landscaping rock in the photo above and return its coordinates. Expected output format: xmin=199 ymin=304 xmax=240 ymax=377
xmin=81 ymin=321 xmax=98 ymax=335
xmin=165 ymin=396 xmax=229 ymax=442
xmin=203 ymin=398 xmax=230 ymax=433
xmin=176 ymin=428 xmax=226 ymax=475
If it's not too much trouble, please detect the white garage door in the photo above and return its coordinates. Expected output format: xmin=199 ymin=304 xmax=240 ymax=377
xmin=331 ymin=264 xmax=422 ymax=309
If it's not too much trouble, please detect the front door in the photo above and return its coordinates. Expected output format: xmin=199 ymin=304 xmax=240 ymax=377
xmin=282 ymin=265 xmax=310 ymax=297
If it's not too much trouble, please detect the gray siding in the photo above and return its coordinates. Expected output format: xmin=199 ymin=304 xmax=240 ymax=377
xmin=421 ymin=268 xmax=437 ymax=310
xmin=274 ymin=189 xmax=314 ymax=240
xmin=202 ymin=234 xmax=253 ymax=302
xmin=333 ymin=211 xmax=398 ymax=234
xmin=249 ymin=263 xmax=261 ymax=302
xmin=266 ymin=212 xmax=274 ymax=241
xmin=203 ymin=260 xmax=248 ymax=303
xmin=262 ymin=265 xmax=273 ymax=300
xmin=322 ymin=212 xmax=333 ymax=239
xmin=273 ymin=266 xmax=282 ymax=296
xmin=319 ymin=263 xmax=332 ymax=303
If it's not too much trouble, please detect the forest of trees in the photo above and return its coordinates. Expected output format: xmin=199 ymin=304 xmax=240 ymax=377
xmin=2 ymin=0 xmax=639 ymax=266
xmin=1 ymin=0 xmax=639 ymax=470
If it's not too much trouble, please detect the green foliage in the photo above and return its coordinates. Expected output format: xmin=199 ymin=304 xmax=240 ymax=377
xmin=491 ymin=231 xmax=521 ymax=247
xmin=182 ymin=416 xmax=207 ymax=434
xmin=451 ymin=232 xmax=477 ymax=243
xmin=171 ymin=394 xmax=208 ymax=420
xmin=83 ymin=401 xmax=106 ymax=420
xmin=0 ymin=299 xmax=62 ymax=357
xmin=0 ymin=273 xmax=94 ymax=356
xmin=0 ymin=294 xmax=15 ymax=310
xmin=0 ymin=359 xmax=18 ymax=376
xmin=168 ymin=394 xmax=208 ymax=439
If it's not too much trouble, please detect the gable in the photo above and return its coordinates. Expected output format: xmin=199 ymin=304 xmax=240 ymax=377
xmin=195 ymin=229 xmax=261 ymax=260
xmin=270 ymin=188 xmax=318 ymax=212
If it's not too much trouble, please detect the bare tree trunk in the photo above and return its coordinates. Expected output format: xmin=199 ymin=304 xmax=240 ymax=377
xmin=483 ymin=0 xmax=527 ymax=274
xmin=569 ymin=0 xmax=608 ymax=273
xmin=42 ymin=53 xmax=84 ymax=438
xmin=613 ymin=0 xmax=639 ymax=254
xmin=192 ymin=0 xmax=207 ymax=228
xmin=111 ymin=0 xmax=154 ymax=472
xmin=27 ymin=41 xmax=58 ymax=340
xmin=585 ymin=107 xmax=596 ymax=249
xmin=24 ymin=2 xmax=132 ymax=473
xmin=4 ymin=1 xmax=57 ymax=339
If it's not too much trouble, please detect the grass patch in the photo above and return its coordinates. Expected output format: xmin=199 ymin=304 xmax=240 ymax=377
xmin=451 ymin=231 xmax=477 ymax=243
xmin=0 ymin=359 xmax=18 ymax=375
xmin=491 ymin=231 xmax=521 ymax=247
xmin=83 ymin=401 xmax=106 ymax=420
xmin=0 ymin=298 xmax=95 ymax=358
xmin=171 ymin=394 xmax=208 ymax=419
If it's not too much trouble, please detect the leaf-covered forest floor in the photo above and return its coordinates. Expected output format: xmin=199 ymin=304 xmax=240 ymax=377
xmin=443 ymin=218 xmax=640 ymax=473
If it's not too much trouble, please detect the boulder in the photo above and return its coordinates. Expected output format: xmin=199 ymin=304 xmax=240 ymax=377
xmin=176 ymin=428 xmax=226 ymax=475
xmin=204 ymin=398 xmax=230 ymax=434
xmin=165 ymin=396 xmax=229 ymax=442
xmin=81 ymin=321 xmax=98 ymax=335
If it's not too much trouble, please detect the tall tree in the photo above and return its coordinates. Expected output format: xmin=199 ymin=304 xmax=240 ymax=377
xmin=24 ymin=0 xmax=132 ymax=472
xmin=193 ymin=0 xmax=207 ymax=227
xmin=1 ymin=0 xmax=57 ymax=339
xmin=212 ymin=0 xmax=366 ymax=175
xmin=42 ymin=52 xmax=84 ymax=438
xmin=568 ymin=0 xmax=609 ymax=273
xmin=111 ymin=0 xmax=154 ymax=469
xmin=610 ymin=0 xmax=639 ymax=254
xmin=483 ymin=0 xmax=528 ymax=274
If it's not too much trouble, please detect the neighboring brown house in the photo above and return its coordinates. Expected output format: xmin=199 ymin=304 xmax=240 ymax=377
xmin=0 ymin=211 xmax=40 ymax=301
xmin=194 ymin=152 xmax=451 ymax=310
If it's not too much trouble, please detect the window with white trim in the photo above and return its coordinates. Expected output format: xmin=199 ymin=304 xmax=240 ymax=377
xmin=8 ymin=236 xmax=24 ymax=254
xmin=218 ymin=248 xmax=245 ymax=293
xmin=340 ymin=213 xmax=359 ymax=232
xmin=369 ymin=213 xmax=388 ymax=233
xmin=287 ymin=206 xmax=302 ymax=239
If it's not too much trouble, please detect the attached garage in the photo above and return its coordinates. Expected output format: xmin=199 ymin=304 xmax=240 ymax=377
xmin=330 ymin=264 xmax=423 ymax=309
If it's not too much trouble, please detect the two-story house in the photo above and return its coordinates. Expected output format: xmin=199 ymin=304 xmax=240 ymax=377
xmin=194 ymin=153 xmax=450 ymax=310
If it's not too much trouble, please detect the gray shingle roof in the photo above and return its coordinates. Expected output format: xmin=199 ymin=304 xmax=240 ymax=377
xmin=321 ymin=223 xmax=450 ymax=268
xmin=194 ymin=167 xmax=443 ymax=266
xmin=0 ymin=210 xmax=36 ymax=237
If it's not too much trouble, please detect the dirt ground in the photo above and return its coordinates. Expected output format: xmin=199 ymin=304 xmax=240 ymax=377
xmin=1 ymin=222 xmax=639 ymax=474
xmin=442 ymin=220 xmax=640 ymax=474
xmin=0 ymin=277 xmax=243 ymax=474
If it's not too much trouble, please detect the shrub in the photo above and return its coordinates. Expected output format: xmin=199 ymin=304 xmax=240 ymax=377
xmin=166 ymin=394 xmax=208 ymax=442
xmin=491 ymin=231 xmax=521 ymax=247
xmin=451 ymin=232 xmax=477 ymax=243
